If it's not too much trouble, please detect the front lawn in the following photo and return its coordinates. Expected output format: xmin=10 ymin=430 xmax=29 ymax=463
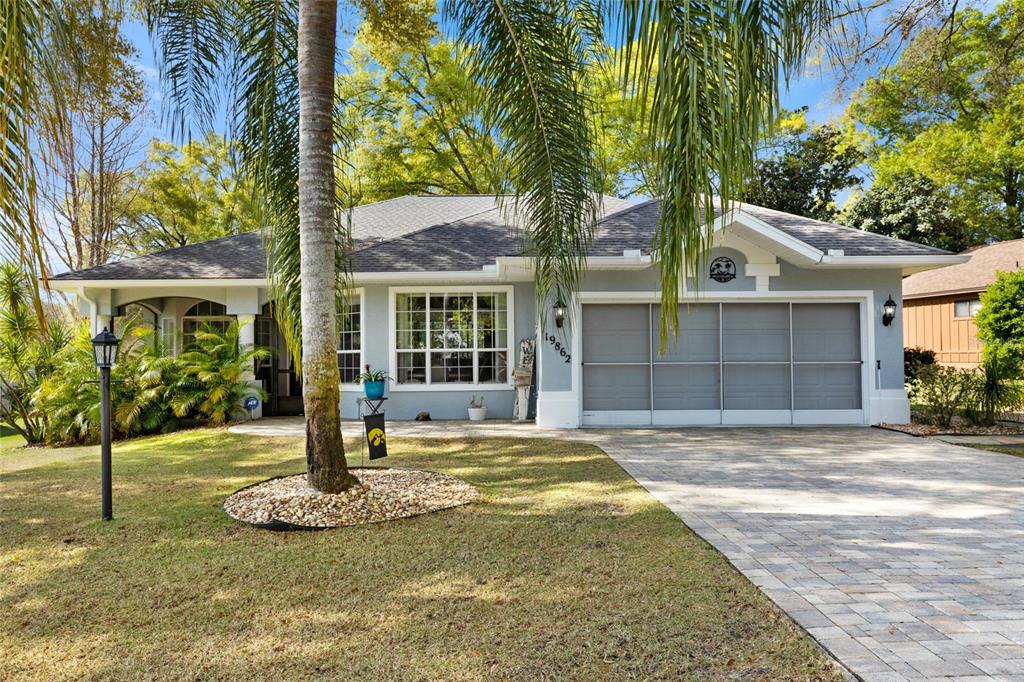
xmin=1 ymin=430 xmax=840 ymax=680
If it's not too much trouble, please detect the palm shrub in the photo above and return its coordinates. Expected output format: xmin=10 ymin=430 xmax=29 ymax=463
xmin=964 ymin=343 xmax=1024 ymax=426
xmin=169 ymin=322 xmax=269 ymax=425
xmin=36 ymin=319 xmax=182 ymax=445
xmin=0 ymin=263 xmax=72 ymax=443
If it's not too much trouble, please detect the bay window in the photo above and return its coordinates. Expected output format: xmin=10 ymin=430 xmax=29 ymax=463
xmin=394 ymin=289 xmax=511 ymax=386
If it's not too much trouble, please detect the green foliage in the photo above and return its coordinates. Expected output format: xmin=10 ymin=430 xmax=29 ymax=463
xmin=122 ymin=135 xmax=259 ymax=255
xmin=743 ymin=121 xmax=865 ymax=221
xmin=36 ymin=319 xmax=269 ymax=445
xmin=0 ymin=263 xmax=72 ymax=442
xmin=910 ymin=364 xmax=976 ymax=428
xmin=904 ymin=346 xmax=936 ymax=384
xmin=976 ymin=270 xmax=1024 ymax=363
xmin=964 ymin=344 xmax=1024 ymax=426
xmin=848 ymin=0 xmax=1024 ymax=244
xmin=36 ymin=320 xmax=182 ymax=445
xmin=841 ymin=171 xmax=969 ymax=251
xmin=170 ymin=322 xmax=269 ymax=425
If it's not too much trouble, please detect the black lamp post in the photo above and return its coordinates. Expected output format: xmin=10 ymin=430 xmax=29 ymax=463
xmin=91 ymin=327 xmax=120 ymax=521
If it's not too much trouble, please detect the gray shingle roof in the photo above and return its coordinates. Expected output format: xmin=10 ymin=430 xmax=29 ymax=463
xmin=51 ymin=194 xmax=949 ymax=281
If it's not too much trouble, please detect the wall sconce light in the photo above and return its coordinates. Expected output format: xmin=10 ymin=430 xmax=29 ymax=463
xmin=553 ymin=300 xmax=566 ymax=328
xmin=882 ymin=295 xmax=897 ymax=327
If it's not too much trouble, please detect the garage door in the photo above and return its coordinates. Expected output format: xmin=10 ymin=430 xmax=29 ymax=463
xmin=581 ymin=302 xmax=863 ymax=426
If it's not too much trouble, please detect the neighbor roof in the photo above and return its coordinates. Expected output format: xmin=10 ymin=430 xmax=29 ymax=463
xmin=50 ymin=194 xmax=952 ymax=281
xmin=903 ymin=238 xmax=1024 ymax=299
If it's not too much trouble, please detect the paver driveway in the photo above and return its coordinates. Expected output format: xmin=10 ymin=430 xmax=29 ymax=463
xmin=232 ymin=419 xmax=1024 ymax=681
xmin=586 ymin=427 xmax=1024 ymax=682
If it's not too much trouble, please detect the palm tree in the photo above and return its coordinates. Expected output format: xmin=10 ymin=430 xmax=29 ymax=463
xmin=5 ymin=0 xmax=834 ymax=492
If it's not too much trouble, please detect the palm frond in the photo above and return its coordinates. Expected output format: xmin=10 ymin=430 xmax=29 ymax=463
xmin=620 ymin=0 xmax=833 ymax=342
xmin=444 ymin=0 xmax=603 ymax=324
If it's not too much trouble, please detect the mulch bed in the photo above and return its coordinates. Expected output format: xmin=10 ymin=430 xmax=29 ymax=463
xmin=223 ymin=467 xmax=480 ymax=530
xmin=879 ymin=421 xmax=1024 ymax=437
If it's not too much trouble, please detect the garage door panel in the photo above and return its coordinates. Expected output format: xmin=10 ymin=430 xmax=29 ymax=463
xmin=582 ymin=305 xmax=649 ymax=363
xmin=653 ymin=304 xmax=719 ymax=362
xmin=723 ymin=364 xmax=791 ymax=410
xmin=582 ymin=365 xmax=650 ymax=411
xmin=794 ymin=363 xmax=861 ymax=410
xmin=722 ymin=303 xmax=789 ymax=361
xmin=793 ymin=303 xmax=860 ymax=362
xmin=652 ymin=365 xmax=720 ymax=410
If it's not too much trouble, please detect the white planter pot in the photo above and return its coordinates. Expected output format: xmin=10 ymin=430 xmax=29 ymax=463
xmin=467 ymin=407 xmax=487 ymax=421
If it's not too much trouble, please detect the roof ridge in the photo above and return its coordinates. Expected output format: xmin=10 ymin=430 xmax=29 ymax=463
xmin=597 ymin=198 xmax=658 ymax=224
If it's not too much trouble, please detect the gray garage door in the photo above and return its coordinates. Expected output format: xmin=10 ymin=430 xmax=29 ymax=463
xmin=581 ymin=302 xmax=863 ymax=425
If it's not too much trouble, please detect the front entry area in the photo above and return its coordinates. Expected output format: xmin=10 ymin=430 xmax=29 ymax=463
xmin=581 ymin=302 xmax=865 ymax=426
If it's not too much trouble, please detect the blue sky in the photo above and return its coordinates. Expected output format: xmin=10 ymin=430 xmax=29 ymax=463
xmin=123 ymin=17 xmax=857 ymax=150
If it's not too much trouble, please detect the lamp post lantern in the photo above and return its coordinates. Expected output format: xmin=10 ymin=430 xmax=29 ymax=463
xmin=91 ymin=327 xmax=120 ymax=521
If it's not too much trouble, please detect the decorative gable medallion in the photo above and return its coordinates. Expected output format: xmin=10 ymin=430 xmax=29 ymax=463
xmin=709 ymin=256 xmax=737 ymax=283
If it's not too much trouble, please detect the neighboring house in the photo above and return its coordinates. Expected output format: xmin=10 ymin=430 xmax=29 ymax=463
xmin=902 ymin=239 xmax=1024 ymax=368
xmin=50 ymin=194 xmax=964 ymax=427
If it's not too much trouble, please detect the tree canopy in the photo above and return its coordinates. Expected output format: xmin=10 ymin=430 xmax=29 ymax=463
xmin=848 ymin=0 xmax=1024 ymax=244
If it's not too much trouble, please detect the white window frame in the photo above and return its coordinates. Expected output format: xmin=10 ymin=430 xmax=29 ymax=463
xmin=337 ymin=287 xmax=365 ymax=389
xmin=389 ymin=285 xmax=515 ymax=392
xmin=953 ymin=298 xmax=982 ymax=319
xmin=160 ymin=317 xmax=177 ymax=356
xmin=181 ymin=301 xmax=235 ymax=349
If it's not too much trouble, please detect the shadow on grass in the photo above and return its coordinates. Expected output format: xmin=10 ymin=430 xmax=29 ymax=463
xmin=1 ymin=429 xmax=841 ymax=681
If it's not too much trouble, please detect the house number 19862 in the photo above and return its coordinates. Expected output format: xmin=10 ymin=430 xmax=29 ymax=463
xmin=544 ymin=334 xmax=571 ymax=364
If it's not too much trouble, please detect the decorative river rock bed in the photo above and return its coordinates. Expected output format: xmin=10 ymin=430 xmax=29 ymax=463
xmin=224 ymin=468 xmax=480 ymax=529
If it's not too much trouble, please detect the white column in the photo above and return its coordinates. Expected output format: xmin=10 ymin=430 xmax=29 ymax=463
xmin=237 ymin=314 xmax=263 ymax=419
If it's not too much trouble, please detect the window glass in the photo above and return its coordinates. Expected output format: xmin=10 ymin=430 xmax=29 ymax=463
xmin=395 ymin=291 xmax=511 ymax=384
xmin=336 ymin=302 xmax=361 ymax=382
xmin=954 ymin=299 xmax=982 ymax=318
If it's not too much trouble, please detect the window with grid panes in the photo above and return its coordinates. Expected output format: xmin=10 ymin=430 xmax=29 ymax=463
xmin=337 ymin=302 xmax=361 ymax=383
xmin=395 ymin=291 xmax=509 ymax=385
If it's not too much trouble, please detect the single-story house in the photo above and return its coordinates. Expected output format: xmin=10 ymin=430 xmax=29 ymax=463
xmin=50 ymin=194 xmax=965 ymax=427
xmin=902 ymin=238 xmax=1024 ymax=368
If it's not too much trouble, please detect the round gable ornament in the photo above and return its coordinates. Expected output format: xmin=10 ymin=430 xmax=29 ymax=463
xmin=709 ymin=256 xmax=737 ymax=283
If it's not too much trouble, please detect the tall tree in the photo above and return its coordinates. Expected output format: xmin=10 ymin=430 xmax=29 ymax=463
xmin=38 ymin=0 xmax=148 ymax=272
xmin=848 ymin=0 xmax=1024 ymax=242
xmin=297 ymin=0 xmax=356 ymax=491
xmin=841 ymin=170 xmax=971 ymax=251
xmin=743 ymin=118 xmax=865 ymax=221
xmin=122 ymin=136 xmax=259 ymax=255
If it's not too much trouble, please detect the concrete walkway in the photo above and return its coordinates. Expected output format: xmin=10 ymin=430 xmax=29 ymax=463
xmin=230 ymin=418 xmax=1024 ymax=681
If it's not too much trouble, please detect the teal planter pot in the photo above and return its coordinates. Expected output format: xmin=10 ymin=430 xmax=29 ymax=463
xmin=363 ymin=381 xmax=385 ymax=400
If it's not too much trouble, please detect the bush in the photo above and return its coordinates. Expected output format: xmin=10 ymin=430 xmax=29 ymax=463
xmin=963 ymin=343 xmax=1024 ymax=426
xmin=904 ymin=347 xmax=936 ymax=384
xmin=976 ymin=270 xmax=1024 ymax=364
xmin=911 ymin=364 xmax=976 ymax=427
xmin=36 ymin=320 xmax=269 ymax=444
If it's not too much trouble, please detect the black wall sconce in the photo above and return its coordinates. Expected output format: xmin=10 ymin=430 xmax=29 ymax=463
xmin=882 ymin=295 xmax=897 ymax=327
xmin=553 ymin=300 xmax=566 ymax=328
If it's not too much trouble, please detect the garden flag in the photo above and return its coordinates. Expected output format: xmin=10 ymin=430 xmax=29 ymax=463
xmin=364 ymin=413 xmax=388 ymax=460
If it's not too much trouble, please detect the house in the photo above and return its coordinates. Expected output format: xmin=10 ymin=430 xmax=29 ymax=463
xmin=902 ymin=239 xmax=1024 ymax=368
xmin=50 ymin=194 xmax=965 ymax=427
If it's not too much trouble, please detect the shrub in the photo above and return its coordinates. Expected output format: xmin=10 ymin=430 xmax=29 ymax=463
xmin=904 ymin=347 xmax=936 ymax=384
xmin=911 ymin=364 xmax=976 ymax=428
xmin=963 ymin=343 xmax=1024 ymax=426
xmin=169 ymin=322 xmax=269 ymax=424
xmin=36 ymin=320 xmax=182 ymax=445
xmin=976 ymin=270 xmax=1024 ymax=364
xmin=0 ymin=263 xmax=73 ymax=443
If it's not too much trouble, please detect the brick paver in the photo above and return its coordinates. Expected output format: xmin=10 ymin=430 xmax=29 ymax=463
xmin=232 ymin=420 xmax=1024 ymax=681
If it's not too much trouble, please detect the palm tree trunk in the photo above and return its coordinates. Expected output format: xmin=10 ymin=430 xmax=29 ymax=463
xmin=297 ymin=0 xmax=355 ymax=493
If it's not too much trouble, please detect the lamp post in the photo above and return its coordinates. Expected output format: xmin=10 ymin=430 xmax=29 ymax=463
xmin=91 ymin=327 xmax=120 ymax=521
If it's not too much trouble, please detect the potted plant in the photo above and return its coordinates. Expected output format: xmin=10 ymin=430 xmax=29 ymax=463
xmin=468 ymin=395 xmax=487 ymax=421
xmin=355 ymin=365 xmax=390 ymax=399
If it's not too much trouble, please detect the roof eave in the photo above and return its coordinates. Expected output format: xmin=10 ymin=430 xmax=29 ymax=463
xmin=47 ymin=277 xmax=268 ymax=291
xmin=903 ymin=284 xmax=988 ymax=300
xmin=812 ymin=254 xmax=968 ymax=275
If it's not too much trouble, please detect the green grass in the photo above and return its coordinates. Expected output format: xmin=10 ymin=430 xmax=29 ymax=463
xmin=0 ymin=432 xmax=26 ymax=453
xmin=1 ymin=429 xmax=840 ymax=681
xmin=965 ymin=443 xmax=1024 ymax=458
